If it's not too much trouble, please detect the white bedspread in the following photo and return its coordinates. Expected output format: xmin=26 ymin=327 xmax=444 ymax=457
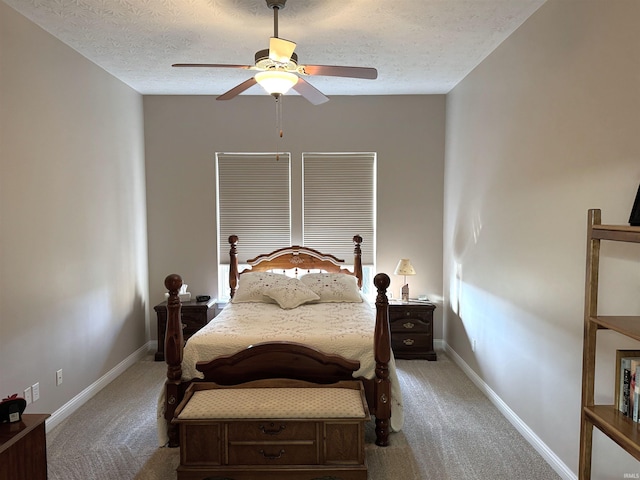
xmin=181 ymin=300 xmax=404 ymax=432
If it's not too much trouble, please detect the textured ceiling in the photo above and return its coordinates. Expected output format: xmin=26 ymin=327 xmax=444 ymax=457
xmin=4 ymin=0 xmax=546 ymax=96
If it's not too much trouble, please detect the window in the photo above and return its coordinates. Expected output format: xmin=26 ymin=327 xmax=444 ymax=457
xmin=216 ymin=153 xmax=291 ymax=264
xmin=216 ymin=152 xmax=376 ymax=299
xmin=302 ymin=153 xmax=375 ymax=264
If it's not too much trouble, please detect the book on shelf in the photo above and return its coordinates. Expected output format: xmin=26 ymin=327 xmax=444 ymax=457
xmin=634 ymin=363 xmax=640 ymax=422
xmin=630 ymin=360 xmax=640 ymax=419
xmin=615 ymin=350 xmax=640 ymax=420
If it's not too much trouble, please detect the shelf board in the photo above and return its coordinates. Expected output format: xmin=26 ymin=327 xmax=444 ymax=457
xmin=591 ymin=316 xmax=640 ymax=341
xmin=592 ymin=224 xmax=640 ymax=243
xmin=584 ymin=405 xmax=640 ymax=461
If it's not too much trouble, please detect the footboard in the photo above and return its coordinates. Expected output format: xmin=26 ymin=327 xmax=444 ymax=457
xmin=163 ymin=271 xmax=392 ymax=447
xmin=196 ymin=341 xmax=361 ymax=384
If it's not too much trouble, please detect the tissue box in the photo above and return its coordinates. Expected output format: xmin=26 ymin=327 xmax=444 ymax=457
xmin=164 ymin=292 xmax=191 ymax=302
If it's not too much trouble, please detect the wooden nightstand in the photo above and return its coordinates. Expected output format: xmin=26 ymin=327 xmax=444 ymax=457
xmin=0 ymin=414 xmax=50 ymax=480
xmin=389 ymin=300 xmax=436 ymax=360
xmin=155 ymin=297 xmax=218 ymax=361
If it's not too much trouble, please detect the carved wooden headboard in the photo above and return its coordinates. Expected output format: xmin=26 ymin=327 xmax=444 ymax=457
xmin=228 ymin=235 xmax=363 ymax=298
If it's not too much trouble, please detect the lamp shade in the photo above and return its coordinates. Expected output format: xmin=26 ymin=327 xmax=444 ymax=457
xmin=255 ymin=70 xmax=298 ymax=95
xmin=394 ymin=259 xmax=416 ymax=276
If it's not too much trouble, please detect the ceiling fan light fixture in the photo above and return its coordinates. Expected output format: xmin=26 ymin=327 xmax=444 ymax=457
xmin=255 ymin=70 xmax=298 ymax=95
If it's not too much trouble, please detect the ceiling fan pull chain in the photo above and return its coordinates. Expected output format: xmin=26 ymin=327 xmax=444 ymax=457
xmin=275 ymin=93 xmax=284 ymax=138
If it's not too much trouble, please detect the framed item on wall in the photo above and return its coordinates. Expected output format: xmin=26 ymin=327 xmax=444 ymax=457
xmin=630 ymin=183 xmax=640 ymax=226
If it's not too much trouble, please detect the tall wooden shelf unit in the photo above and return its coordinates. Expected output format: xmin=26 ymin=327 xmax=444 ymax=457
xmin=579 ymin=209 xmax=640 ymax=479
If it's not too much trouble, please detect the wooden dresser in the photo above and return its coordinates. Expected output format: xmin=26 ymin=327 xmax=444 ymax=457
xmin=389 ymin=300 xmax=437 ymax=360
xmin=0 ymin=414 xmax=49 ymax=480
xmin=155 ymin=297 xmax=218 ymax=361
xmin=173 ymin=380 xmax=369 ymax=480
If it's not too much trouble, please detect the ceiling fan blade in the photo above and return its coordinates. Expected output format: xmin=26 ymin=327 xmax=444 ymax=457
xmin=300 ymin=65 xmax=378 ymax=80
xmin=217 ymin=77 xmax=258 ymax=101
xmin=172 ymin=63 xmax=254 ymax=70
xmin=291 ymin=77 xmax=329 ymax=105
xmin=269 ymin=37 xmax=296 ymax=64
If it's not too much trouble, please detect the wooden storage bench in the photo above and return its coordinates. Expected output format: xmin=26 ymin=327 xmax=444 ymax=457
xmin=173 ymin=379 xmax=370 ymax=480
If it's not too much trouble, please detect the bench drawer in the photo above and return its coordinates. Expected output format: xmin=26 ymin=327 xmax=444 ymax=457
xmin=228 ymin=442 xmax=317 ymax=465
xmin=228 ymin=421 xmax=317 ymax=441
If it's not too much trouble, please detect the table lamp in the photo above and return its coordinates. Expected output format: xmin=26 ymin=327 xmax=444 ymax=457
xmin=394 ymin=258 xmax=416 ymax=302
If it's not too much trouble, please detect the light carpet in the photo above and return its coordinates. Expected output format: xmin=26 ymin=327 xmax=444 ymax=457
xmin=46 ymin=351 xmax=560 ymax=479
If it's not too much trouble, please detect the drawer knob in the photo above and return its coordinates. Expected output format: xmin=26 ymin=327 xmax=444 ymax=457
xmin=403 ymin=338 xmax=415 ymax=346
xmin=403 ymin=322 xmax=415 ymax=329
xmin=259 ymin=423 xmax=286 ymax=435
xmin=259 ymin=448 xmax=285 ymax=460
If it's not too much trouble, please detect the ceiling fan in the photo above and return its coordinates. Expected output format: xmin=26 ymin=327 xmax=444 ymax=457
xmin=172 ymin=0 xmax=378 ymax=105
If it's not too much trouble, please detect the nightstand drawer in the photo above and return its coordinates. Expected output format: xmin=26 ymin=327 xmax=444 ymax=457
xmin=181 ymin=312 xmax=208 ymax=335
xmin=388 ymin=306 xmax=432 ymax=323
xmin=392 ymin=333 xmax=432 ymax=353
xmin=390 ymin=316 xmax=432 ymax=333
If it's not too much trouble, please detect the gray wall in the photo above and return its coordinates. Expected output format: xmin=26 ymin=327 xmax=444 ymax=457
xmin=143 ymin=94 xmax=446 ymax=340
xmin=445 ymin=0 xmax=640 ymax=477
xmin=8 ymin=0 xmax=638 ymax=477
xmin=0 ymin=2 xmax=148 ymax=417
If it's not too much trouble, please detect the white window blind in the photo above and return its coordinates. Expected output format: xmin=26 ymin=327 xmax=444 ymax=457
xmin=217 ymin=153 xmax=291 ymax=263
xmin=302 ymin=153 xmax=375 ymax=264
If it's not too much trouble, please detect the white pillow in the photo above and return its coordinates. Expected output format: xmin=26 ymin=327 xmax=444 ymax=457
xmin=232 ymin=272 xmax=292 ymax=304
xmin=263 ymin=279 xmax=320 ymax=309
xmin=300 ymin=273 xmax=363 ymax=303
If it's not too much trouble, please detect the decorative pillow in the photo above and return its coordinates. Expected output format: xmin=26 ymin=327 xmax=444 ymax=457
xmin=300 ymin=273 xmax=363 ymax=303
xmin=232 ymin=272 xmax=293 ymax=304
xmin=263 ymin=279 xmax=320 ymax=309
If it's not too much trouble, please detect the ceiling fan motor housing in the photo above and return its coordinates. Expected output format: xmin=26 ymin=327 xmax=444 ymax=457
xmin=255 ymin=49 xmax=298 ymax=70
xmin=266 ymin=0 xmax=287 ymax=10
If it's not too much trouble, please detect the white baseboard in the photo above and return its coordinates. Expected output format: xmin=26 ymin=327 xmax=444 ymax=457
xmin=46 ymin=342 xmax=154 ymax=432
xmin=444 ymin=343 xmax=577 ymax=480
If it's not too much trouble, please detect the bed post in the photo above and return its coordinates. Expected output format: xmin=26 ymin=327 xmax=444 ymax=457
xmin=353 ymin=235 xmax=363 ymax=288
xmin=229 ymin=235 xmax=239 ymax=298
xmin=373 ymin=272 xmax=391 ymax=446
xmin=164 ymin=274 xmax=183 ymax=447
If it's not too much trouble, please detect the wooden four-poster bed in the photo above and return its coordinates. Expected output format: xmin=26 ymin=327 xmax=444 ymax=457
xmin=161 ymin=235 xmax=398 ymax=448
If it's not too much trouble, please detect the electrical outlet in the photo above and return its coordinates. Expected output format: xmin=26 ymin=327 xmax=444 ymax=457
xmin=23 ymin=386 xmax=32 ymax=405
xmin=56 ymin=369 xmax=63 ymax=386
xmin=32 ymin=382 xmax=40 ymax=402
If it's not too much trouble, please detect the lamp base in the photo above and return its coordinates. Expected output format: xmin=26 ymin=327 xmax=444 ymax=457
xmin=401 ymin=284 xmax=409 ymax=302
